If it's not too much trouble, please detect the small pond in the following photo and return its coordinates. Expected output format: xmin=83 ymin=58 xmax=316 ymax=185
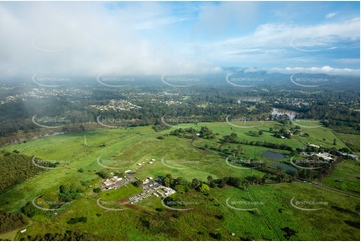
xmin=269 ymin=162 xmax=297 ymax=174
xmin=261 ymin=151 xmax=286 ymax=160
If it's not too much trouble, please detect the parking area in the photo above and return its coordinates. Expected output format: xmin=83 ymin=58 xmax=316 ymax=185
xmin=128 ymin=192 xmax=152 ymax=204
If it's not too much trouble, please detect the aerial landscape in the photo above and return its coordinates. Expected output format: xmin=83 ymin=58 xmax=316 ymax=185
xmin=0 ymin=1 xmax=360 ymax=241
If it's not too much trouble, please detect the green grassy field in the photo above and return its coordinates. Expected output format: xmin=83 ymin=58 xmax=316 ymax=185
xmin=0 ymin=121 xmax=359 ymax=240
xmin=322 ymin=159 xmax=360 ymax=194
xmin=335 ymin=132 xmax=360 ymax=155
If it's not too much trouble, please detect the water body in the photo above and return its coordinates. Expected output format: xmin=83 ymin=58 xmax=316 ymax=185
xmin=269 ymin=162 xmax=297 ymax=174
xmin=261 ymin=151 xmax=286 ymax=160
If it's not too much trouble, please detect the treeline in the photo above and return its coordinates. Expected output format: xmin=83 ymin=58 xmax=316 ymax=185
xmin=221 ymin=132 xmax=293 ymax=151
xmin=169 ymin=126 xmax=216 ymax=139
xmin=159 ymin=172 xmax=293 ymax=204
xmin=0 ymin=92 xmax=271 ymax=137
xmin=0 ymin=210 xmax=28 ymax=233
xmin=0 ymin=152 xmax=49 ymax=192
xmin=21 ymin=231 xmax=93 ymax=241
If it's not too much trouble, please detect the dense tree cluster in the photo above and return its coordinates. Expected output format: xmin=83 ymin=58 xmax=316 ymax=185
xmin=0 ymin=210 xmax=28 ymax=233
xmin=67 ymin=216 xmax=87 ymax=224
xmin=0 ymin=152 xmax=47 ymax=192
xmin=59 ymin=184 xmax=86 ymax=202
xmin=169 ymin=126 xmax=215 ymax=139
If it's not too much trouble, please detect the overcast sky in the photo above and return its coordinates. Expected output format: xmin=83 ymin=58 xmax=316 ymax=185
xmin=0 ymin=1 xmax=359 ymax=77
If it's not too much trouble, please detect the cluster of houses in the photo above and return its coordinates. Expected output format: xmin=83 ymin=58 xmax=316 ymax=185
xmin=300 ymin=143 xmax=359 ymax=162
xmin=141 ymin=179 xmax=176 ymax=198
xmin=127 ymin=180 xmax=176 ymax=204
xmin=308 ymin=152 xmax=334 ymax=163
xmin=101 ymin=175 xmax=125 ymax=191
xmin=99 ymin=158 xmax=177 ymax=206
xmin=91 ymin=99 xmax=141 ymax=111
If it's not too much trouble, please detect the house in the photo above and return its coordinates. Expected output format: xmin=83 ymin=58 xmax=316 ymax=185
xmin=20 ymin=229 xmax=27 ymax=233
xmin=307 ymin=143 xmax=320 ymax=148
xmin=153 ymin=183 xmax=161 ymax=189
xmin=336 ymin=151 xmax=359 ymax=160
xmin=163 ymin=187 xmax=176 ymax=196
xmin=157 ymin=190 xmax=165 ymax=197
xmin=148 ymin=161 xmax=153 ymax=164
xmin=151 ymin=159 xmax=155 ymax=161
xmin=310 ymin=152 xmax=334 ymax=163
xmin=348 ymin=154 xmax=358 ymax=160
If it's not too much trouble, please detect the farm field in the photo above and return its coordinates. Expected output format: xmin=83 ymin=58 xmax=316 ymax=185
xmin=335 ymin=132 xmax=360 ymax=155
xmin=322 ymin=159 xmax=360 ymax=194
xmin=0 ymin=121 xmax=359 ymax=240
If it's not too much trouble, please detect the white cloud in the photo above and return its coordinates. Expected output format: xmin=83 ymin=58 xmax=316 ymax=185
xmin=0 ymin=2 xmax=220 ymax=77
xmin=326 ymin=12 xmax=336 ymax=18
xmin=0 ymin=2 xmax=358 ymax=78
xmin=335 ymin=58 xmax=360 ymax=64
xmin=267 ymin=66 xmax=360 ymax=76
